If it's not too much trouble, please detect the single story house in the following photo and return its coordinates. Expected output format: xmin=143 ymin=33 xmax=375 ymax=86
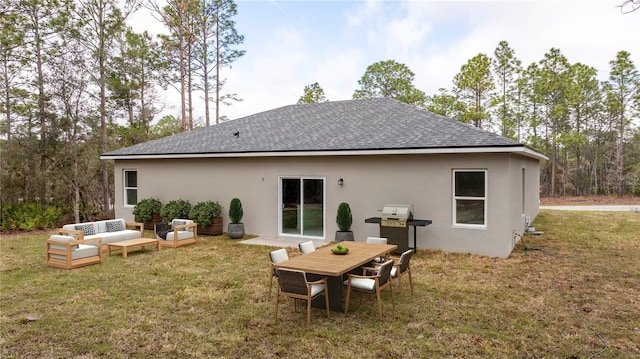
xmin=101 ymin=98 xmax=547 ymax=258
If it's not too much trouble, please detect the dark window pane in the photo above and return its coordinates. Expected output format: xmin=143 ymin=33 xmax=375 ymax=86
xmin=282 ymin=179 xmax=301 ymax=235
xmin=125 ymin=171 xmax=137 ymax=187
xmin=455 ymin=171 xmax=485 ymax=197
xmin=456 ymin=199 xmax=484 ymax=225
xmin=126 ymin=189 xmax=137 ymax=206
xmin=303 ymin=179 xmax=323 ymax=237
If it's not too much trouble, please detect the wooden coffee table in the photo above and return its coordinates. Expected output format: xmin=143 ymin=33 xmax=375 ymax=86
xmin=108 ymin=238 xmax=160 ymax=258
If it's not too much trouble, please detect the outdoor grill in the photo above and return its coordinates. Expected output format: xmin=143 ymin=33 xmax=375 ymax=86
xmin=380 ymin=204 xmax=414 ymax=253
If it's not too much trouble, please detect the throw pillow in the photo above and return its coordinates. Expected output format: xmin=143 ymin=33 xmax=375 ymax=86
xmin=172 ymin=220 xmax=188 ymax=232
xmin=75 ymin=223 xmax=95 ymax=236
xmin=106 ymin=220 xmax=125 ymax=232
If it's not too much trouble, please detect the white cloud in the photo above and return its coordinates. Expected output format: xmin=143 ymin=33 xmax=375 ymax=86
xmin=145 ymin=0 xmax=640 ymax=123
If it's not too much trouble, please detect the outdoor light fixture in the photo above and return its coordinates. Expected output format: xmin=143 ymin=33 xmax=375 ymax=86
xmin=338 ymin=178 xmax=344 ymax=186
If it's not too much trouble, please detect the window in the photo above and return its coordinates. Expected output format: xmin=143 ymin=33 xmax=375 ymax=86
xmin=453 ymin=170 xmax=487 ymax=227
xmin=124 ymin=170 xmax=138 ymax=206
xmin=279 ymin=177 xmax=325 ymax=238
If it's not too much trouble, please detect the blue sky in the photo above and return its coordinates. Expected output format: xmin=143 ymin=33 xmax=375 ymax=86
xmin=132 ymin=0 xmax=640 ymax=123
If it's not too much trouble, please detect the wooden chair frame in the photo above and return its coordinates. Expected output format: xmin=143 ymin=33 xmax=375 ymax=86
xmin=274 ymin=269 xmax=330 ymax=330
xmin=393 ymin=249 xmax=414 ymax=296
xmin=344 ymin=260 xmax=395 ymax=319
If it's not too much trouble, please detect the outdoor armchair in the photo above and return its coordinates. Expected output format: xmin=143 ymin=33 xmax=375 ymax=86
xmin=344 ymin=259 xmax=395 ymax=319
xmin=155 ymin=219 xmax=197 ymax=248
xmin=46 ymin=234 xmax=102 ymax=270
xmin=274 ymin=268 xmax=330 ymax=330
xmin=268 ymin=248 xmax=289 ymax=299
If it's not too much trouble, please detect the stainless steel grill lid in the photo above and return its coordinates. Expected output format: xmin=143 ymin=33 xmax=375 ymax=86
xmin=381 ymin=204 xmax=413 ymax=220
xmin=380 ymin=204 xmax=413 ymax=228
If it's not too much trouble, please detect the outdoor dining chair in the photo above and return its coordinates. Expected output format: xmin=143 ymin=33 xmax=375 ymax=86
xmin=268 ymin=248 xmax=289 ymax=300
xmin=274 ymin=268 xmax=330 ymax=330
xmin=343 ymin=259 xmax=395 ymax=319
xmin=298 ymin=240 xmax=315 ymax=254
xmin=366 ymin=236 xmax=388 ymax=263
xmin=391 ymin=249 xmax=414 ymax=296
xmin=366 ymin=236 xmax=388 ymax=245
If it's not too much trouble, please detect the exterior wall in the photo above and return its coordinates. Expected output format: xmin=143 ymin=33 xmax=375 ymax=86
xmin=113 ymin=152 xmax=541 ymax=258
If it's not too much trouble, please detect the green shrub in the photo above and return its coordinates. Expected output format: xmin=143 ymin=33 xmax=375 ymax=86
xmin=1 ymin=203 xmax=68 ymax=231
xmin=229 ymin=198 xmax=243 ymax=224
xmin=336 ymin=202 xmax=352 ymax=231
xmin=189 ymin=201 xmax=223 ymax=227
xmin=161 ymin=199 xmax=192 ymax=222
xmin=132 ymin=198 xmax=163 ymax=222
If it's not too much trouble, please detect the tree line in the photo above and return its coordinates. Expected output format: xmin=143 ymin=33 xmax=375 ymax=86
xmin=1 ymin=1 xmax=638 ymax=229
xmin=1 ymin=0 xmax=244 ymax=226
xmin=300 ymin=44 xmax=640 ymax=199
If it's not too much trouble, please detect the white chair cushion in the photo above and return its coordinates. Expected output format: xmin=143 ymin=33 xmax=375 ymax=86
xmin=49 ymin=235 xmax=78 ymax=250
xmin=344 ymin=277 xmax=376 ymax=291
xmin=366 ymin=237 xmax=387 ymax=245
xmin=299 ymin=241 xmax=315 ymax=254
xmin=391 ymin=267 xmax=397 ymax=277
xmin=309 ymin=283 xmax=325 ymax=297
xmin=270 ymin=248 xmax=289 ymax=263
xmin=71 ymin=244 xmax=99 ymax=259
xmin=166 ymin=230 xmax=195 ymax=241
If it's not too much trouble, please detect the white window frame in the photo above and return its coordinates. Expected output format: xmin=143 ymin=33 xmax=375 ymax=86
xmin=124 ymin=170 xmax=138 ymax=207
xmin=452 ymin=169 xmax=487 ymax=228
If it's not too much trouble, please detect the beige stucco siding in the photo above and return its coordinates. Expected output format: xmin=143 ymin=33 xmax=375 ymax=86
xmin=113 ymin=152 xmax=540 ymax=258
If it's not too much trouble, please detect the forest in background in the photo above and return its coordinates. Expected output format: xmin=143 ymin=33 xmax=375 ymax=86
xmin=1 ymin=0 xmax=639 ymax=230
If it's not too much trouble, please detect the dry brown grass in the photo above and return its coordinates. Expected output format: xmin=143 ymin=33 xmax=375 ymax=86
xmin=1 ymin=210 xmax=639 ymax=358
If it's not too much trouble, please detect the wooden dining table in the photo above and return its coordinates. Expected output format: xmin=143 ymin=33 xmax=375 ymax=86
xmin=273 ymin=241 xmax=397 ymax=311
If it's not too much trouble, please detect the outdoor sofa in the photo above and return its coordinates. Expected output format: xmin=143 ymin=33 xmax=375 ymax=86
xmin=59 ymin=219 xmax=144 ymax=252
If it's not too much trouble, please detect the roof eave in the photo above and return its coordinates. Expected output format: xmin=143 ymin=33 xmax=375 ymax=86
xmin=100 ymin=145 xmax=548 ymax=161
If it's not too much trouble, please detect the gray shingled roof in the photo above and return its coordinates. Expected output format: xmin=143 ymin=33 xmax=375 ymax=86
xmin=102 ymin=98 xmax=527 ymax=158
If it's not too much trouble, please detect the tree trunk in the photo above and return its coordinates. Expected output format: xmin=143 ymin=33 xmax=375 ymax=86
xmin=202 ymin=17 xmax=210 ymax=127
xmin=215 ymin=4 xmax=220 ymax=124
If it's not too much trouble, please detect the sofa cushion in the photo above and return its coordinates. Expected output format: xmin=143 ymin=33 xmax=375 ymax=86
xmin=86 ymin=230 xmax=140 ymax=245
xmin=75 ymin=223 xmax=96 ymax=236
xmin=106 ymin=219 xmax=125 ymax=232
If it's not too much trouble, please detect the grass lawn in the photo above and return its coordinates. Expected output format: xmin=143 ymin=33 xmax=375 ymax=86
xmin=1 ymin=210 xmax=639 ymax=358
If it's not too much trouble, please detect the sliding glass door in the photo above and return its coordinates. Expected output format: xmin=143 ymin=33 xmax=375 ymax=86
xmin=280 ymin=177 xmax=325 ymax=238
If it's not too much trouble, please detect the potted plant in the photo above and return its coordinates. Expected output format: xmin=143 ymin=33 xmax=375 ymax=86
xmin=335 ymin=202 xmax=354 ymax=242
xmin=189 ymin=200 xmax=223 ymax=235
xmin=227 ymin=197 xmax=244 ymax=239
xmin=132 ymin=198 xmax=163 ymax=230
xmin=160 ymin=199 xmax=192 ymax=222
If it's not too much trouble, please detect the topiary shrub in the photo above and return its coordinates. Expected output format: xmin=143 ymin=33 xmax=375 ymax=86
xmin=229 ymin=198 xmax=243 ymax=224
xmin=132 ymin=198 xmax=162 ymax=223
xmin=336 ymin=202 xmax=352 ymax=232
xmin=189 ymin=201 xmax=223 ymax=227
xmin=161 ymin=199 xmax=191 ymax=222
